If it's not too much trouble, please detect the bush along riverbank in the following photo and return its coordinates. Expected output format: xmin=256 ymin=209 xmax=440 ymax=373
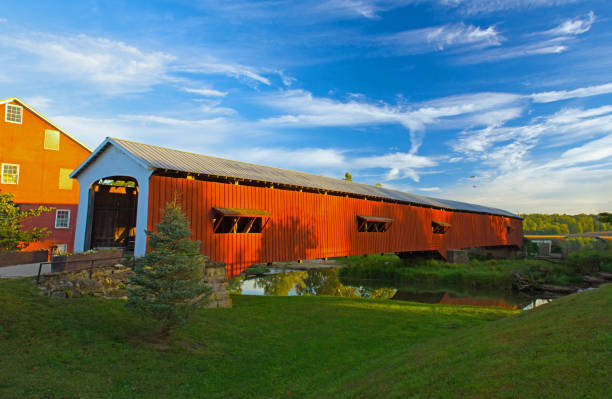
xmin=337 ymin=249 xmax=612 ymax=295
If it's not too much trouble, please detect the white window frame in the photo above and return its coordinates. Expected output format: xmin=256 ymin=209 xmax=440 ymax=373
xmin=1 ymin=163 xmax=20 ymax=184
xmin=54 ymin=244 xmax=68 ymax=255
xmin=55 ymin=209 xmax=71 ymax=229
xmin=5 ymin=104 xmax=23 ymax=124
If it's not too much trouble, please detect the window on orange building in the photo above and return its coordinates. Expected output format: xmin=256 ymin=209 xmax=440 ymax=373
xmin=44 ymin=130 xmax=60 ymax=150
xmin=58 ymin=168 xmax=74 ymax=190
xmin=1 ymin=163 xmax=19 ymax=184
xmin=53 ymin=244 xmax=67 ymax=255
xmin=55 ymin=210 xmax=70 ymax=229
xmin=5 ymin=104 xmax=22 ymax=124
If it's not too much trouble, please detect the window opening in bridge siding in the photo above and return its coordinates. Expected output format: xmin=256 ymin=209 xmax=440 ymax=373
xmin=432 ymin=221 xmax=451 ymax=234
xmin=357 ymin=215 xmax=392 ymax=233
xmin=212 ymin=207 xmax=270 ymax=234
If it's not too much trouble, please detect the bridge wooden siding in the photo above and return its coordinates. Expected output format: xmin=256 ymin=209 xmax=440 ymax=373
xmin=148 ymin=175 xmax=522 ymax=278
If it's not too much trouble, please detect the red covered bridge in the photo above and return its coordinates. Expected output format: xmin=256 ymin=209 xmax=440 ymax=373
xmin=72 ymin=138 xmax=522 ymax=279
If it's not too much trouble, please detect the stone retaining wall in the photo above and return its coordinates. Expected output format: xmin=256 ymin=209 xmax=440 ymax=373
xmin=36 ymin=257 xmax=232 ymax=308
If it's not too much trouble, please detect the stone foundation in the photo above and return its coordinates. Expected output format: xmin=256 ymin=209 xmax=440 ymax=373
xmin=203 ymin=258 xmax=232 ymax=308
xmin=446 ymin=249 xmax=469 ymax=264
xmin=37 ymin=263 xmax=132 ymax=299
xmin=466 ymin=245 xmax=522 ymax=260
xmin=36 ymin=258 xmax=232 ymax=308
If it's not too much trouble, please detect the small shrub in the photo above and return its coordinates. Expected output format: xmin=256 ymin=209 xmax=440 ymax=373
xmin=522 ymin=238 xmax=539 ymax=257
xmin=551 ymin=242 xmax=563 ymax=254
xmin=566 ymin=250 xmax=612 ymax=274
xmin=245 ymin=266 xmax=270 ymax=274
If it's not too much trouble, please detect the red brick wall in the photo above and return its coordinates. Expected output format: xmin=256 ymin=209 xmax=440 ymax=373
xmin=19 ymin=203 xmax=79 ymax=253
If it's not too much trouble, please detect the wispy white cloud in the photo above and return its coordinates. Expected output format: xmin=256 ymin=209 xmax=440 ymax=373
xmin=546 ymin=105 xmax=612 ymax=123
xmin=317 ymin=0 xmax=384 ymax=19
xmin=459 ymin=37 xmax=568 ymax=63
xmin=182 ymin=87 xmax=228 ymax=97
xmin=23 ymin=96 xmax=53 ymax=111
xmin=454 ymin=103 xmax=612 ymax=161
xmin=178 ymin=59 xmax=271 ymax=85
xmin=51 ymin=113 xmax=250 ymax=150
xmin=258 ymin=89 xmax=523 ymax=153
xmin=545 ymin=133 xmax=612 ymax=168
xmin=530 ymin=82 xmax=612 ymax=103
xmin=470 ymin=107 xmax=523 ymax=126
xmin=455 ymin=11 xmax=594 ymax=65
xmin=440 ymin=0 xmax=580 ymax=15
xmin=316 ymin=0 xmax=579 ymax=19
xmin=443 ymin=162 xmax=612 ymax=214
xmin=0 ymin=30 xmax=275 ymax=95
xmin=353 ymin=152 xmax=438 ymax=182
xmin=448 ymin=101 xmax=612 ymax=213
xmin=377 ymin=23 xmax=501 ymax=54
xmin=277 ymin=70 xmax=296 ymax=87
xmin=543 ymin=11 xmax=595 ymax=36
xmin=0 ymin=33 xmax=174 ymax=94
xmin=223 ymin=147 xmax=348 ymax=171
xmin=226 ymin=146 xmax=438 ymax=182
xmin=118 ymin=114 xmax=230 ymax=127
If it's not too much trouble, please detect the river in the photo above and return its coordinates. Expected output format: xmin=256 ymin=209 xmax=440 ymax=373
xmin=230 ymin=268 xmax=553 ymax=310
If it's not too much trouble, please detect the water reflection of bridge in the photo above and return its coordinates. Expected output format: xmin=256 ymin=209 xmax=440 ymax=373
xmin=232 ymin=269 xmax=525 ymax=309
xmin=390 ymin=291 xmax=519 ymax=309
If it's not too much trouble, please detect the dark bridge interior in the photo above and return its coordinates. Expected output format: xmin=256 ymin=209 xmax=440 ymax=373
xmin=87 ymin=176 xmax=138 ymax=253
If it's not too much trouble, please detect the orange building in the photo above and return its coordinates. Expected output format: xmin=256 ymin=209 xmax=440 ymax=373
xmin=0 ymin=97 xmax=91 ymax=254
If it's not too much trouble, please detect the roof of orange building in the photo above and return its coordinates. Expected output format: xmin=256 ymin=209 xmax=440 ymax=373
xmin=0 ymin=97 xmax=92 ymax=153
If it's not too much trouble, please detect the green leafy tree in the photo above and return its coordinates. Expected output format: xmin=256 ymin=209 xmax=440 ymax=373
xmin=0 ymin=193 xmax=53 ymax=252
xmin=598 ymin=212 xmax=612 ymax=224
xmin=522 ymin=213 xmax=611 ymax=234
xmin=375 ymin=182 xmax=383 ymax=187
xmin=343 ymin=172 xmax=352 ymax=181
xmin=127 ymin=200 xmax=211 ymax=336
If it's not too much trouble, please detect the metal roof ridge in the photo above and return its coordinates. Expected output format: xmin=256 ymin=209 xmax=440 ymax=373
xmin=108 ymin=137 xmax=519 ymax=218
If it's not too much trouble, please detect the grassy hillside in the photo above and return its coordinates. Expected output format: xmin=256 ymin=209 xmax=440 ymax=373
xmin=0 ymin=278 xmax=609 ymax=398
xmin=334 ymin=284 xmax=611 ymax=398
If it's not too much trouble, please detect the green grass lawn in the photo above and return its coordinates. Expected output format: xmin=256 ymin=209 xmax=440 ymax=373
xmin=0 ymin=278 xmax=610 ymax=398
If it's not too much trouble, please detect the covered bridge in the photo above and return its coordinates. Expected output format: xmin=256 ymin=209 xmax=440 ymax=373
xmin=71 ymin=138 xmax=522 ymax=278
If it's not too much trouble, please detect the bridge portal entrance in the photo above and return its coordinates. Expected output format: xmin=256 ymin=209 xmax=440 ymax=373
xmin=86 ymin=176 xmax=138 ymax=253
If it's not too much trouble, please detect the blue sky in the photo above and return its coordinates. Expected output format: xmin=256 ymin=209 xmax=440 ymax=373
xmin=1 ymin=0 xmax=611 ymax=214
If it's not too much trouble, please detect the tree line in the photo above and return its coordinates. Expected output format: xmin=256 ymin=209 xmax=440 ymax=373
xmin=521 ymin=213 xmax=612 ymax=235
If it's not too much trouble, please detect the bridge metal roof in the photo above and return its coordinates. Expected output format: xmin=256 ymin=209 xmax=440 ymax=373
xmin=73 ymin=137 xmax=519 ymax=218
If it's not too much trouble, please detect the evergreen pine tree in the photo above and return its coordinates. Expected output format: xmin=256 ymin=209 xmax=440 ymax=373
xmin=127 ymin=200 xmax=211 ymax=336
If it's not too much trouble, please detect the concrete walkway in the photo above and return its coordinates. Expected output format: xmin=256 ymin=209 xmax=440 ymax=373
xmin=0 ymin=262 xmax=51 ymax=278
